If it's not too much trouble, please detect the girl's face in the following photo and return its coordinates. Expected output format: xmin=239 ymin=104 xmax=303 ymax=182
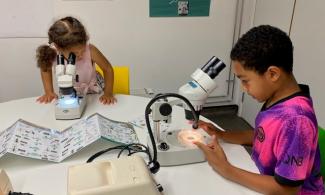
xmin=232 ymin=60 xmax=274 ymax=103
xmin=60 ymin=44 xmax=86 ymax=61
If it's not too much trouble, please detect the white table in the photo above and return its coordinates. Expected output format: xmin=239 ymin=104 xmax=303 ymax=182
xmin=0 ymin=94 xmax=261 ymax=195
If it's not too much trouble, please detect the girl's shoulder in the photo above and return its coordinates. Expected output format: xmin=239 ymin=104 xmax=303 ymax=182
xmin=88 ymin=43 xmax=95 ymax=49
xmin=88 ymin=43 xmax=100 ymax=54
xmin=88 ymin=44 xmax=104 ymax=61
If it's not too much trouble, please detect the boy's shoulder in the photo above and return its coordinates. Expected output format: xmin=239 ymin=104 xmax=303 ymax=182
xmin=258 ymin=84 xmax=317 ymax=125
xmin=262 ymin=85 xmax=313 ymax=113
xmin=267 ymin=94 xmax=315 ymax=120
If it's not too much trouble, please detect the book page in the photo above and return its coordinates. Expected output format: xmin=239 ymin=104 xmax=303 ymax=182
xmin=0 ymin=123 xmax=16 ymax=158
xmin=0 ymin=113 xmax=139 ymax=162
xmin=59 ymin=114 xmax=100 ymax=161
xmin=7 ymin=120 xmax=61 ymax=162
xmin=97 ymin=114 xmax=138 ymax=144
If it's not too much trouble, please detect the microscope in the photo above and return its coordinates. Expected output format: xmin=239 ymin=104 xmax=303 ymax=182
xmin=66 ymin=56 xmax=226 ymax=195
xmin=55 ymin=53 xmax=86 ymax=120
xmin=148 ymin=56 xmax=226 ymax=166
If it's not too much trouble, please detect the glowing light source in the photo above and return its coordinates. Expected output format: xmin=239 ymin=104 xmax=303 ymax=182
xmin=63 ymin=98 xmax=77 ymax=105
xmin=57 ymin=96 xmax=78 ymax=109
xmin=177 ymin=130 xmax=204 ymax=147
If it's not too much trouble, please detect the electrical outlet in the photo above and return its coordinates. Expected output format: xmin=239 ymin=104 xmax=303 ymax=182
xmin=178 ymin=1 xmax=189 ymax=16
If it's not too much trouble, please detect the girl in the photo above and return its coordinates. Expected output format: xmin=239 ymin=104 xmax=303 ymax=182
xmin=36 ymin=16 xmax=116 ymax=105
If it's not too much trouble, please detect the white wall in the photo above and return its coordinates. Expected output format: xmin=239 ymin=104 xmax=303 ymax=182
xmin=290 ymin=0 xmax=325 ymax=127
xmin=0 ymin=38 xmax=46 ymax=102
xmin=0 ymin=0 xmax=239 ymax=103
xmin=238 ymin=0 xmax=295 ymax=126
xmin=239 ymin=0 xmax=325 ymax=128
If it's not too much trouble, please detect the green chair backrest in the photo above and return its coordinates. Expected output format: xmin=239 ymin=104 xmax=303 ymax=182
xmin=319 ymin=126 xmax=325 ymax=182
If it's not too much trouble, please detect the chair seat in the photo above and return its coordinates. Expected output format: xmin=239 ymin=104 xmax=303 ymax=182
xmin=95 ymin=64 xmax=130 ymax=95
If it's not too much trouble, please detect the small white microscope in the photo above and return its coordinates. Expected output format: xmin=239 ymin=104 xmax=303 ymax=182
xmin=55 ymin=53 xmax=86 ymax=120
xmin=148 ymin=56 xmax=226 ymax=166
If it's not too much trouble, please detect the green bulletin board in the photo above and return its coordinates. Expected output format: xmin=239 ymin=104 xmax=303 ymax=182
xmin=150 ymin=0 xmax=211 ymax=17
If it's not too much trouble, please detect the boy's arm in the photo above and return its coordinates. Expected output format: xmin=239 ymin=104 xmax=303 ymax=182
xmin=197 ymin=120 xmax=254 ymax=145
xmin=195 ymin=137 xmax=300 ymax=195
xmin=89 ymin=44 xmax=116 ymax=104
xmin=220 ymin=130 xmax=254 ymax=146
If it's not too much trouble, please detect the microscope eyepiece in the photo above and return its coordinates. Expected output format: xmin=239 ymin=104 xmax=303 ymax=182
xmin=68 ymin=52 xmax=76 ymax=65
xmin=201 ymin=56 xmax=226 ymax=79
xmin=57 ymin=54 xmax=65 ymax=65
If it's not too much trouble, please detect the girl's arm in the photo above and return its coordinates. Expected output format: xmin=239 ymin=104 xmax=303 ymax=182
xmin=195 ymin=137 xmax=300 ymax=195
xmin=36 ymin=69 xmax=58 ymax=103
xmin=89 ymin=44 xmax=116 ymax=105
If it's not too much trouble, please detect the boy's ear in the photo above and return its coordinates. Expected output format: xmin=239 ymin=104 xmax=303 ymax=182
xmin=266 ymin=66 xmax=281 ymax=82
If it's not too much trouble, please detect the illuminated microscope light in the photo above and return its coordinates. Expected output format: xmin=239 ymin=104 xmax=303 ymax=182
xmin=63 ymin=98 xmax=77 ymax=105
xmin=57 ymin=96 xmax=79 ymax=108
xmin=177 ymin=130 xmax=205 ymax=147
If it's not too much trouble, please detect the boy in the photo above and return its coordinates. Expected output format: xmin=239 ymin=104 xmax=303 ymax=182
xmin=194 ymin=25 xmax=324 ymax=194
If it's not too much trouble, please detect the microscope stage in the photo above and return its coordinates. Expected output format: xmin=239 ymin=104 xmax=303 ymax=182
xmin=155 ymin=129 xmax=210 ymax=166
xmin=55 ymin=96 xmax=86 ymax=120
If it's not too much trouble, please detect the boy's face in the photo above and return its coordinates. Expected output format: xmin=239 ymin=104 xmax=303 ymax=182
xmin=232 ymin=60 xmax=274 ymax=103
xmin=60 ymin=44 xmax=86 ymax=61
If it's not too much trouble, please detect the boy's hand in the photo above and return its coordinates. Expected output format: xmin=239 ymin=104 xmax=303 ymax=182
xmin=194 ymin=135 xmax=230 ymax=175
xmin=99 ymin=93 xmax=117 ymax=105
xmin=194 ymin=120 xmax=224 ymax=138
xmin=36 ymin=92 xmax=58 ymax=103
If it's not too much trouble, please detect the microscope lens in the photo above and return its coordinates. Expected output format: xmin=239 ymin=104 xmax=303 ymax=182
xmin=201 ymin=56 xmax=226 ymax=79
xmin=68 ymin=53 xmax=76 ymax=65
xmin=57 ymin=54 xmax=65 ymax=65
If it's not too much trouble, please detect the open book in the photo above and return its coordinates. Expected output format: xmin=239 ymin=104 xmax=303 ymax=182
xmin=0 ymin=113 xmax=138 ymax=162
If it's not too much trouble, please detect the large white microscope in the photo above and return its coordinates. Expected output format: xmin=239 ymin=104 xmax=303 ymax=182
xmin=147 ymin=56 xmax=226 ymax=166
xmin=55 ymin=53 xmax=86 ymax=120
xmin=67 ymin=56 xmax=226 ymax=195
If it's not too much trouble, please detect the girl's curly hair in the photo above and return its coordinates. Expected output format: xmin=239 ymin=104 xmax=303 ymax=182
xmin=36 ymin=16 xmax=89 ymax=71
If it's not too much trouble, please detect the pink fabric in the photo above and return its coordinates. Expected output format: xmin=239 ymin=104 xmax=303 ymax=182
xmin=251 ymin=85 xmax=324 ymax=194
xmin=73 ymin=44 xmax=100 ymax=95
xmin=52 ymin=44 xmax=101 ymax=95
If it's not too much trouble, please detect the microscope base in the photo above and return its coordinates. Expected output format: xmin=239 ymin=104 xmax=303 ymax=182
xmin=55 ymin=96 xmax=86 ymax=120
xmin=0 ymin=169 xmax=13 ymax=195
xmin=68 ymin=156 xmax=162 ymax=195
xmin=151 ymin=129 xmax=209 ymax=166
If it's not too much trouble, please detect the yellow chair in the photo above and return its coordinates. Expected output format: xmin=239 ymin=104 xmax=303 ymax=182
xmin=95 ymin=64 xmax=130 ymax=95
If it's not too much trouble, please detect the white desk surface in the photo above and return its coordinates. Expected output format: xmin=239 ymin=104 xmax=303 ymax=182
xmin=0 ymin=94 xmax=261 ymax=195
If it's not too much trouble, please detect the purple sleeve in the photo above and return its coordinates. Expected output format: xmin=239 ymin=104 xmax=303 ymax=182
xmin=274 ymin=116 xmax=317 ymax=184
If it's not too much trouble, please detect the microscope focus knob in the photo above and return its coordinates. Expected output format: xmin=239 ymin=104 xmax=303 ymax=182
xmin=158 ymin=142 xmax=169 ymax=151
xmin=159 ymin=103 xmax=172 ymax=116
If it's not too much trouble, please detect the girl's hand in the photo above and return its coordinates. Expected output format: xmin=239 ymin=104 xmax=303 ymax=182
xmin=99 ymin=93 xmax=117 ymax=105
xmin=36 ymin=92 xmax=58 ymax=103
xmin=194 ymin=135 xmax=230 ymax=175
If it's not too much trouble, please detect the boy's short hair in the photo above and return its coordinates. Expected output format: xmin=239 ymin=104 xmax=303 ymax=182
xmin=230 ymin=25 xmax=293 ymax=74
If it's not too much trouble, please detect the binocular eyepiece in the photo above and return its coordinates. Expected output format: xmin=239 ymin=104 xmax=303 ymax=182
xmin=57 ymin=52 xmax=76 ymax=65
